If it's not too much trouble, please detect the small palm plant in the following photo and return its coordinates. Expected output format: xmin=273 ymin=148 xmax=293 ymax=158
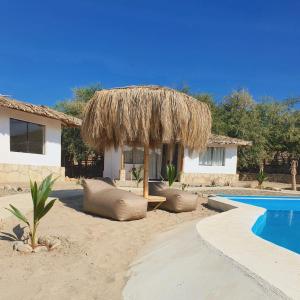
xmin=132 ymin=166 xmax=143 ymax=187
xmin=166 ymin=164 xmax=177 ymax=187
xmin=257 ymin=170 xmax=268 ymax=189
xmin=6 ymin=174 xmax=57 ymax=249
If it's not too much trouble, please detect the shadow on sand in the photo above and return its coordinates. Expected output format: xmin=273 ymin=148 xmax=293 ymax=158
xmin=51 ymin=189 xmax=84 ymax=212
xmin=0 ymin=224 xmax=26 ymax=242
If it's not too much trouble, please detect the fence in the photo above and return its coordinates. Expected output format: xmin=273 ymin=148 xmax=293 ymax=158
xmin=64 ymin=157 xmax=104 ymax=179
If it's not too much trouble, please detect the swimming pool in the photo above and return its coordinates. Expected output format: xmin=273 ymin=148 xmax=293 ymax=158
xmin=220 ymin=195 xmax=300 ymax=255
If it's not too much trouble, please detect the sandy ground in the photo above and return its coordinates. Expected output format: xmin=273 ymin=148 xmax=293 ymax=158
xmin=0 ymin=185 xmax=298 ymax=300
xmin=0 ymin=191 xmax=216 ymax=300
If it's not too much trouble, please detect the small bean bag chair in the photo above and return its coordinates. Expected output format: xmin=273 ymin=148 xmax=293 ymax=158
xmin=82 ymin=178 xmax=147 ymax=221
xmin=149 ymin=181 xmax=198 ymax=213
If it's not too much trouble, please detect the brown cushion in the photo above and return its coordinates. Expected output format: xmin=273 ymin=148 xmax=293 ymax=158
xmin=149 ymin=181 xmax=198 ymax=213
xmin=82 ymin=179 xmax=147 ymax=221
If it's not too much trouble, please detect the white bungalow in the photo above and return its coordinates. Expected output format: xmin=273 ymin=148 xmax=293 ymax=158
xmin=0 ymin=96 xmax=81 ymax=183
xmin=103 ymin=135 xmax=251 ymax=185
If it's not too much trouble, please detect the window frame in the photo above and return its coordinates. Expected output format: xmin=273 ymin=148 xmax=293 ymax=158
xmin=199 ymin=147 xmax=225 ymax=166
xmin=124 ymin=148 xmax=144 ymax=164
xmin=10 ymin=118 xmax=45 ymax=155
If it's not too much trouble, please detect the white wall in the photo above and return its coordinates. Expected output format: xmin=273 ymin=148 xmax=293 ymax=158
xmin=0 ymin=107 xmax=62 ymax=167
xmin=104 ymin=145 xmax=239 ymax=179
xmin=103 ymin=146 xmax=162 ymax=180
xmin=183 ymin=145 xmax=238 ymax=174
xmin=103 ymin=148 xmax=121 ymax=179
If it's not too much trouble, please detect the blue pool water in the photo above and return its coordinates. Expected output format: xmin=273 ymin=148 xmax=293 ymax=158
xmin=219 ymin=195 xmax=300 ymax=255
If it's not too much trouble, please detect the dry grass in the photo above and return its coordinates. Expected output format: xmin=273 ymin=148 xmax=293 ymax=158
xmin=81 ymin=85 xmax=211 ymax=151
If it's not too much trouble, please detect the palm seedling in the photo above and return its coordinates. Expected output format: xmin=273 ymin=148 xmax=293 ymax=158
xmin=256 ymin=170 xmax=268 ymax=189
xmin=166 ymin=164 xmax=177 ymax=187
xmin=132 ymin=166 xmax=143 ymax=187
xmin=6 ymin=174 xmax=57 ymax=249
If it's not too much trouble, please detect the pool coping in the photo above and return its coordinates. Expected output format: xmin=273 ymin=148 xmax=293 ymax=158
xmin=197 ymin=195 xmax=300 ymax=300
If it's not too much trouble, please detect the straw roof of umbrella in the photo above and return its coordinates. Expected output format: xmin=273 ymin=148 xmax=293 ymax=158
xmin=81 ymin=85 xmax=212 ymax=151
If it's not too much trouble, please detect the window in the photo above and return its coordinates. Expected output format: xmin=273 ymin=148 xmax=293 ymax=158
xmin=124 ymin=148 xmax=144 ymax=164
xmin=10 ymin=119 xmax=45 ymax=154
xmin=199 ymin=147 xmax=225 ymax=166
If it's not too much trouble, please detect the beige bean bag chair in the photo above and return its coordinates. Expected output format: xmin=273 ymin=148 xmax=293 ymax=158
xmin=82 ymin=178 xmax=147 ymax=221
xmin=149 ymin=181 xmax=198 ymax=212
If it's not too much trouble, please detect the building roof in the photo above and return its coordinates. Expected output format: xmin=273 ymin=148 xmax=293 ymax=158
xmin=0 ymin=96 xmax=81 ymax=127
xmin=0 ymin=95 xmax=252 ymax=146
xmin=208 ymin=134 xmax=252 ymax=146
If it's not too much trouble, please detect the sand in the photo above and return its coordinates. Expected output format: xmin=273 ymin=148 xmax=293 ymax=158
xmin=0 ymin=191 xmax=216 ymax=300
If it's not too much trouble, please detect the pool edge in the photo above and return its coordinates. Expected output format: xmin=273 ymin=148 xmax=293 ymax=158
xmin=196 ymin=195 xmax=300 ymax=300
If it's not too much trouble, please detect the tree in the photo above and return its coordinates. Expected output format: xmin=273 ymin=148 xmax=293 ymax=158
xmin=54 ymin=84 xmax=102 ymax=165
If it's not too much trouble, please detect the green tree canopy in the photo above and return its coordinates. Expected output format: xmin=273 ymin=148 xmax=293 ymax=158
xmin=187 ymin=88 xmax=300 ymax=171
xmin=54 ymin=84 xmax=102 ymax=163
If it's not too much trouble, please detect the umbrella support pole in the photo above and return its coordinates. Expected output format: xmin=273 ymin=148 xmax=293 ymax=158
xmin=143 ymin=145 xmax=149 ymax=198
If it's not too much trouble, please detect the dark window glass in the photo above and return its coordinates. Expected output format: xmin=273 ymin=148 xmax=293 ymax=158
xmin=124 ymin=148 xmax=144 ymax=164
xmin=10 ymin=119 xmax=28 ymax=153
xmin=10 ymin=119 xmax=44 ymax=154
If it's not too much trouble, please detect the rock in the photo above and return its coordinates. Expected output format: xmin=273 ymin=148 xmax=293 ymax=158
xmin=13 ymin=241 xmax=32 ymax=253
xmin=38 ymin=235 xmax=61 ymax=250
xmin=32 ymin=245 xmax=48 ymax=253
xmin=12 ymin=241 xmax=24 ymax=250
xmin=38 ymin=235 xmax=52 ymax=245
xmin=3 ymin=185 xmax=12 ymax=191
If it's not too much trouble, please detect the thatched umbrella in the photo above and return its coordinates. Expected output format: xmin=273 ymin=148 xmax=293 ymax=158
xmin=81 ymin=85 xmax=212 ymax=198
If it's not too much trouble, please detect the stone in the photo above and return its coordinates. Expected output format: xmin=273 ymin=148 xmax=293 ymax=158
xmin=13 ymin=241 xmax=32 ymax=253
xmin=3 ymin=184 xmax=12 ymax=191
xmin=38 ymin=235 xmax=52 ymax=246
xmin=0 ymin=163 xmax=65 ymax=183
xmin=38 ymin=235 xmax=61 ymax=250
xmin=32 ymin=245 xmax=48 ymax=253
xmin=13 ymin=241 xmax=24 ymax=250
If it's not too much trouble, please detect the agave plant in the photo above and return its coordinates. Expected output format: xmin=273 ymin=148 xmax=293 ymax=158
xmin=166 ymin=164 xmax=177 ymax=187
xmin=132 ymin=166 xmax=143 ymax=187
xmin=6 ymin=174 xmax=57 ymax=249
xmin=256 ymin=170 xmax=268 ymax=189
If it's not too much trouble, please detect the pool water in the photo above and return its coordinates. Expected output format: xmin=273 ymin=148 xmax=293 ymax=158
xmin=220 ymin=195 xmax=300 ymax=255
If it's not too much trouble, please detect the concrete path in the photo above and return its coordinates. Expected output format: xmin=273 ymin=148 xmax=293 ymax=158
xmin=123 ymin=220 xmax=284 ymax=300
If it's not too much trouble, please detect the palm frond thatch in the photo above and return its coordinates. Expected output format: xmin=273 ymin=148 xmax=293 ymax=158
xmin=81 ymin=85 xmax=212 ymax=151
xmin=208 ymin=134 xmax=252 ymax=146
xmin=0 ymin=96 xmax=81 ymax=127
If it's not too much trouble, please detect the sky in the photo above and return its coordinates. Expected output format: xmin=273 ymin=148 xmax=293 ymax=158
xmin=0 ymin=0 xmax=300 ymax=106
